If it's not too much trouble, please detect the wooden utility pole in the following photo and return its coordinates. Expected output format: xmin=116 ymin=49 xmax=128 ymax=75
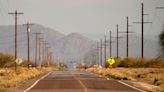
xmin=112 ymin=24 xmax=123 ymax=58
xmin=49 ymin=52 xmax=53 ymax=65
xmin=141 ymin=3 xmax=144 ymax=59
xmin=116 ymin=24 xmax=119 ymax=58
xmin=100 ymin=39 xmax=103 ymax=66
xmin=23 ymin=21 xmax=34 ymax=69
xmin=133 ymin=3 xmax=152 ymax=59
xmin=43 ymin=42 xmax=48 ymax=67
xmin=127 ymin=17 xmax=129 ymax=58
xmin=104 ymin=35 xmax=107 ymax=66
xmin=46 ymin=46 xmax=51 ymax=67
xmin=119 ymin=16 xmax=133 ymax=58
xmin=32 ymin=32 xmax=41 ymax=67
xmin=8 ymin=10 xmax=24 ymax=70
xmin=41 ymin=40 xmax=45 ymax=66
xmin=109 ymin=31 xmax=112 ymax=57
xmin=38 ymin=37 xmax=43 ymax=67
xmin=96 ymin=42 xmax=99 ymax=65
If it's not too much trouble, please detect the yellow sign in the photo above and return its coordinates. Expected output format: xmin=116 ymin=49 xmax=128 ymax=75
xmin=107 ymin=58 xmax=115 ymax=65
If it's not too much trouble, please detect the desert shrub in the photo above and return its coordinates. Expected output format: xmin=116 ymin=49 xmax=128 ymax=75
xmin=0 ymin=86 xmax=5 ymax=92
xmin=145 ymin=59 xmax=164 ymax=68
xmin=116 ymin=57 xmax=164 ymax=68
xmin=118 ymin=57 xmax=135 ymax=67
xmin=105 ymin=73 xmax=128 ymax=80
xmin=105 ymin=62 xmax=109 ymax=68
xmin=0 ymin=52 xmax=14 ymax=67
xmin=133 ymin=58 xmax=146 ymax=67
xmin=21 ymin=60 xmax=36 ymax=67
xmin=113 ymin=57 xmax=122 ymax=67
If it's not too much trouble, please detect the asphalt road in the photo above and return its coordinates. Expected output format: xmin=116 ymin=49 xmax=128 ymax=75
xmin=25 ymin=71 xmax=145 ymax=92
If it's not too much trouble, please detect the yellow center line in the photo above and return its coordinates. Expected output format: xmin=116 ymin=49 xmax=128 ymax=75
xmin=70 ymin=72 xmax=88 ymax=92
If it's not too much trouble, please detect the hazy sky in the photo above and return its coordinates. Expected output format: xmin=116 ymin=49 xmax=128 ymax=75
xmin=0 ymin=0 xmax=164 ymax=40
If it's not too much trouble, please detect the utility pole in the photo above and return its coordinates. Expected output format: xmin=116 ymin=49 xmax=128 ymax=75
xmin=141 ymin=3 xmax=144 ymax=59
xmin=96 ymin=42 xmax=99 ymax=65
xmin=38 ymin=37 xmax=43 ymax=67
xmin=23 ymin=21 xmax=34 ymax=69
xmin=100 ymin=39 xmax=103 ymax=66
xmin=109 ymin=31 xmax=112 ymax=57
xmin=125 ymin=17 xmax=133 ymax=58
xmin=8 ymin=10 xmax=24 ymax=70
xmin=41 ymin=40 xmax=45 ymax=67
xmin=112 ymin=24 xmax=123 ymax=58
xmin=104 ymin=35 xmax=107 ymax=66
xmin=116 ymin=24 xmax=119 ymax=58
xmin=40 ymin=40 xmax=45 ymax=67
xmin=46 ymin=46 xmax=51 ymax=67
xmin=43 ymin=42 xmax=48 ymax=67
xmin=32 ymin=32 xmax=41 ymax=67
xmin=119 ymin=16 xmax=133 ymax=58
xmin=127 ymin=17 xmax=129 ymax=58
xmin=133 ymin=3 xmax=152 ymax=59
xmin=49 ymin=52 xmax=53 ymax=65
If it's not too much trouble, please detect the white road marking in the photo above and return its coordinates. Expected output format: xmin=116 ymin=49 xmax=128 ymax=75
xmin=117 ymin=80 xmax=146 ymax=92
xmin=23 ymin=71 xmax=52 ymax=92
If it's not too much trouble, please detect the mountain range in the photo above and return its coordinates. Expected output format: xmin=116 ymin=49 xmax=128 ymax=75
xmin=0 ymin=24 xmax=160 ymax=65
xmin=0 ymin=24 xmax=94 ymax=64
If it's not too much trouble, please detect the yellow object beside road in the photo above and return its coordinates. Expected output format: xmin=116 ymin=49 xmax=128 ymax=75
xmin=107 ymin=58 xmax=115 ymax=65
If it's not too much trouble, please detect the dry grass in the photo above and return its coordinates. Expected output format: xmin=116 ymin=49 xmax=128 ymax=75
xmin=0 ymin=66 xmax=56 ymax=91
xmin=86 ymin=67 xmax=164 ymax=92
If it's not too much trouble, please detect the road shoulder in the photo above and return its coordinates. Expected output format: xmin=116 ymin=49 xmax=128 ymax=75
xmin=7 ymin=71 xmax=51 ymax=92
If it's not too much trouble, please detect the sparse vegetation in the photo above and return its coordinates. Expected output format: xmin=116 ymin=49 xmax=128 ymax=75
xmin=159 ymin=26 xmax=164 ymax=53
xmin=0 ymin=52 xmax=14 ymax=67
xmin=109 ymin=57 xmax=164 ymax=68
xmin=85 ymin=67 xmax=164 ymax=92
xmin=84 ymin=57 xmax=164 ymax=91
xmin=0 ymin=66 xmax=57 ymax=91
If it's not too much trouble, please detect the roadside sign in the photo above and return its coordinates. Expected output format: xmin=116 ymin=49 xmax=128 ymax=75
xmin=107 ymin=58 xmax=115 ymax=65
xmin=15 ymin=58 xmax=23 ymax=65
xmin=107 ymin=58 xmax=115 ymax=69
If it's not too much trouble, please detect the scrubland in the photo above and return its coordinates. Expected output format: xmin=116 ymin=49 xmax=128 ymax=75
xmin=0 ymin=67 xmax=57 ymax=92
xmin=83 ymin=57 xmax=164 ymax=92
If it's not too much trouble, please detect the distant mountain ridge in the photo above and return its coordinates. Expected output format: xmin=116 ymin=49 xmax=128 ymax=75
xmin=0 ymin=24 xmax=160 ymax=66
xmin=54 ymin=33 xmax=94 ymax=62
xmin=0 ymin=24 xmax=94 ymax=64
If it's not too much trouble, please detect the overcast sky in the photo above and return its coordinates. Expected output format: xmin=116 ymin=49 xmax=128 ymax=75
xmin=0 ymin=0 xmax=164 ymax=40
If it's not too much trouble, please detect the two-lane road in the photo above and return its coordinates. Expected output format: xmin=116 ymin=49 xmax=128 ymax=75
xmin=25 ymin=71 xmax=145 ymax=92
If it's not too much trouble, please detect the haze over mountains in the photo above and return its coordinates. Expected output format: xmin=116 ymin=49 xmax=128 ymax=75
xmin=0 ymin=24 xmax=160 ymax=65
xmin=0 ymin=24 xmax=94 ymax=64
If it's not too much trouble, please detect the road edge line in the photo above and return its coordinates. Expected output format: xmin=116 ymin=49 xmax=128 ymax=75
xmin=23 ymin=71 xmax=52 ymax=92
xmin=117 ymin=80 xmax=146 ymax=92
